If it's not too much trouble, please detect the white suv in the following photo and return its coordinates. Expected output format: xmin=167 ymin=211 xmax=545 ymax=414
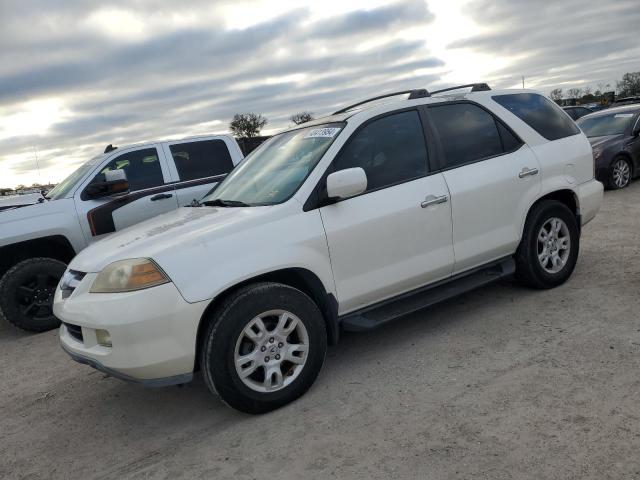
xmin=54 ymin=85 xmax=603 ymax=413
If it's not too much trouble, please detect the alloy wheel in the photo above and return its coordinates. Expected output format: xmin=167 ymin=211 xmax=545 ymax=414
xmin=15 ymin=273 xmax=58 ymax=321
xmin=234 ymin=309 xmax=309 ymax=393
xmin=612 ymin=159 xmax=631 ymax=188
xmin=537 ymin=217 xmax=571 ymax=274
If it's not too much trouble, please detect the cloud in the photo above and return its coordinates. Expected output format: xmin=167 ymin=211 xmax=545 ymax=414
xmin=448 ymin=0 xmax=640 ymax=90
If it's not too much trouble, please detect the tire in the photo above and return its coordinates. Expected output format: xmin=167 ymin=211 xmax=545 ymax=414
xmin=0 ymin=258 xmax=67 ymax=332
xmin=608 ymin=156 xmax=632 ymax=189
xmin=515 ymin=200 xmax=579 ymax=289
xmin=200 ymin=282 xmax=327 ymax=414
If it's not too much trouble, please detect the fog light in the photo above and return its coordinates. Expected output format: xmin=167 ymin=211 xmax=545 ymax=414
xmin=96 ymin=329 xmax=112 ymax=347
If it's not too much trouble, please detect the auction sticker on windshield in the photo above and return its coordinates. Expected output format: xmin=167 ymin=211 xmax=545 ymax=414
xmin=304 ymin=127 xmax=341 ymax=138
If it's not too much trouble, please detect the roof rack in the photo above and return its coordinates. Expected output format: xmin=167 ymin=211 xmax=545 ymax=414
xmin=430 ymin=83 xmax=491 ymax=95
xmin=333 ymin=89 xmax=430 ymax=115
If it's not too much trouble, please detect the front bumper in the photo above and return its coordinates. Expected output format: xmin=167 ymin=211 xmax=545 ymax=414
xmin=54 ymin=273 xmax=209 ymax=384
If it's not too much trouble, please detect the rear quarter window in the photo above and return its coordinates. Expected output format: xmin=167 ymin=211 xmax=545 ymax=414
xmin=493 ymin=93 xmax=580 ymax=141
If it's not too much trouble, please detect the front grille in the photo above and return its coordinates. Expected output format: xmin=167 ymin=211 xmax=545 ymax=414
xmin=64 ymin=323 xmax=83 ymax=343
xmin=60 ymin=270 xmax=86 ymax=299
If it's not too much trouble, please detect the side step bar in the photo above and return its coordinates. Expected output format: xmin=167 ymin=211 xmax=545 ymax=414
xmin=340 ymin=257 xmax=515 ymax=332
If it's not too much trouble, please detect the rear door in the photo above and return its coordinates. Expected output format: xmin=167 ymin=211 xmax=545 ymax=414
xmin=75 ymin=145 xmax=177 ymax=241
xmin=162 ymin=137 xmax=239 ymax=206
xmin=425 ymin=101 xmax=541 ymax=274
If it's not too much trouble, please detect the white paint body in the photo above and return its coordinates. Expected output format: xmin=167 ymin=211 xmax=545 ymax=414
xmin=55 ymin=89 xmax=603 ymax=382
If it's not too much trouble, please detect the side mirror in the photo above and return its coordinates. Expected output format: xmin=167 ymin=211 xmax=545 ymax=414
xmin=85 ymin=169 xmax=130 ymax=199
xmin=633 ymin=127 xmax=640 ymax=137
xmin=326 ymin=167 xmax=367 ymax=200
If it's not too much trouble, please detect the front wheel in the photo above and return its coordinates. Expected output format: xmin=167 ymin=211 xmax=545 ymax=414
xmin=515 ymin=200 xmax=579 ymax=289
xmin=0 ymin=258 xmax=67 ymax=332
xmin=200 ymin=282 xmax=327 ymax=414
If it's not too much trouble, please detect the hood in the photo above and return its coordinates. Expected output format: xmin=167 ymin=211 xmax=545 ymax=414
xmin=0 ymin=193 xmax=44 ymax=211
xmin=70 ymin=204 xmax=285 ymax=272
xmin=587 ymin=134 xmax=624 ymax=148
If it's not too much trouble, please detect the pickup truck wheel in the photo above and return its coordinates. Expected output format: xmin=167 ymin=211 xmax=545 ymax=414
xmin=515 ymin=200 xmax=579 ymax=289
xmin=200 ymin=282 xmax=327 ymax=414
xmin=0 ymin=258 xmax=66 ymax=332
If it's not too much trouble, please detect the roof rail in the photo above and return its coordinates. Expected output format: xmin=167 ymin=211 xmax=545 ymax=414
xmin=430 ymin=83 xmax=491 ymax=95
xmin=333 ymin=88 xmax=430 ymax=115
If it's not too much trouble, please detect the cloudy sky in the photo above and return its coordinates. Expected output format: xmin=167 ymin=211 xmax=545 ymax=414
xmin=1 ymin=0 xmax=638 ymax=189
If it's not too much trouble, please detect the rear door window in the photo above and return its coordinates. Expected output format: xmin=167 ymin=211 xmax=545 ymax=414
xmin=169 ymin=139 xmax=234 ymax=182
xmin=428 ymin=103 xmax=511 ymax=169
xmin=493 ymin=93 xmax=580 ymax=140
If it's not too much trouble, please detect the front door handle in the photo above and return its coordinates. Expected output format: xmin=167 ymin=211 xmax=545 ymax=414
xmin=150 ymin=193 xmax=173 ymax=201
xmin=421 ymin=194 xmax=449 ymax=208
xmin=518 ymin=167 xmax=539 ymax=178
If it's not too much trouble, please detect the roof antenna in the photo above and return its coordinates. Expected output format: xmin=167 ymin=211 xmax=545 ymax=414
xmin=104 ymin=144 xmax=117 ymax=153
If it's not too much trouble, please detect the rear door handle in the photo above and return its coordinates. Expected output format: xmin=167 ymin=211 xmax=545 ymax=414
xmin=518 ymin=167 xmax=539 ymax=178
xmin=150 ymin=193 xmax=173 ymax=201
xmin=421 ymin=194 xmax=449 ymax=208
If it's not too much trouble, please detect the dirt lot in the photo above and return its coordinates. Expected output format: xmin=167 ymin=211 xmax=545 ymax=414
xmin=1 ymin=182 xmax=639 ymax=480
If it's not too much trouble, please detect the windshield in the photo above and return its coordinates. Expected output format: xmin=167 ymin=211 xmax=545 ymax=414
xmin=577 ymin=112 xmax=636 ymax=137
xmin=46 ymin=155 xmax=104 ymax=200
xmin=202 ymin=123 xmax=344 ymax=206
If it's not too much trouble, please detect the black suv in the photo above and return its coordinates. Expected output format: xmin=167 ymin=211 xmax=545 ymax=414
xmin=576 ymin=105 xmax=640 ymax=189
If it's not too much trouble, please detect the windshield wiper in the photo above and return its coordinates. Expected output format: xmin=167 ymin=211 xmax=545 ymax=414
xmin=201 ymin=198 xmax=250 ymax=207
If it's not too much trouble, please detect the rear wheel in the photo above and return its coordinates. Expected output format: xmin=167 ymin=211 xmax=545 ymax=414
xmin=609 ymin=157 xmax=631 ymax=189
xmin=515 ymin=201 xmax=579 ymax=289
xmin=0 ymin=258 xmax=67 ymax=332
xmin=200 ymin=282 xmax=327 ymax=414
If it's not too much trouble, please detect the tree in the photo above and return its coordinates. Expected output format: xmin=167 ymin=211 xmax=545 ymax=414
xmin=229 ymin=113 xmax=267 ymax=138
xmin=567 ymin=88 xmax=582 ymax=100
xmin=582 ymin=86 xmax=592 ymax=97
xmin=549 ymin=88 xmax=563 ymax=102
xmin=290 ymin=111 xmax=314 ymax=125
xmin=616 ymin=71 xmax=640 ymax=97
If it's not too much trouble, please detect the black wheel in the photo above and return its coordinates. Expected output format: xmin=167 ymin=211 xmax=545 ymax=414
xmin=515 ymin=200 xmax=579 ymax=289
xmin=0 ymin=258 xmax=67 ymax=332
xmin=200 ymin=282 xmax=327 ymax=414
xmin=608 ymin=156 xmax=632 ymax=189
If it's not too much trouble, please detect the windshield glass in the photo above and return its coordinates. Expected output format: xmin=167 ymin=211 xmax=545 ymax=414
xmin=202 ymin=123 xmax=344 ymax=206
xmin=46 ymin=155 xmax=104 ymax=200
xmin=577 ymin=112 xmax=636 ymax=137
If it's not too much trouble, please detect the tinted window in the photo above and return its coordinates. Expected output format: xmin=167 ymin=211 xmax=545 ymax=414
xmin=564 ymin=108 xmax=578 ymax=120
xmin=429 ymin=103 xmax=503 ymax=168
xmin=170 ymin=139 xmax=234 ymax=181
xmin=92 ymin=148 xmax=163 ymax=191
xmin=493 ymin=93 xmax=580 ymax=140
xmin=496 ymin=121 xmax=523 ymax=152
xmin=333 ymin=110 xmax=427 ymax=192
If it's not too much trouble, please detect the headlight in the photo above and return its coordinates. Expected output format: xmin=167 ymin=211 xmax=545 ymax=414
xmin=90 ymin=258 xmax=169 ymax=293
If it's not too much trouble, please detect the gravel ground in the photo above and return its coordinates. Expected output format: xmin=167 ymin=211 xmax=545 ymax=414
xmin=1 ymin=181 xmax=639 ymax=480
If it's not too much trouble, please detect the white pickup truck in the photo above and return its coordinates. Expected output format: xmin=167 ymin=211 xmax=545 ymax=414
xmin=0 ymin=134 xmax=244 ymax=332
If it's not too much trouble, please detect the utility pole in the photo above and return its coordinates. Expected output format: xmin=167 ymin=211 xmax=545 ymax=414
xmin=522 ymin=76 xmax=525 ymax=89
xmin=32 ymin=146 xmax=42 ymax=183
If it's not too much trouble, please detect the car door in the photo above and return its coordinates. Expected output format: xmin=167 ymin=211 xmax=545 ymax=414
xmin=318 ymin=109 xmax=454 ymax=314
xmin=75 ymin=145 xmax=177 ymax=241
xmin=425 ymin=101 xmax=541 ymax=275
xmin=162 ymin=137 xmax=238 ymax=206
